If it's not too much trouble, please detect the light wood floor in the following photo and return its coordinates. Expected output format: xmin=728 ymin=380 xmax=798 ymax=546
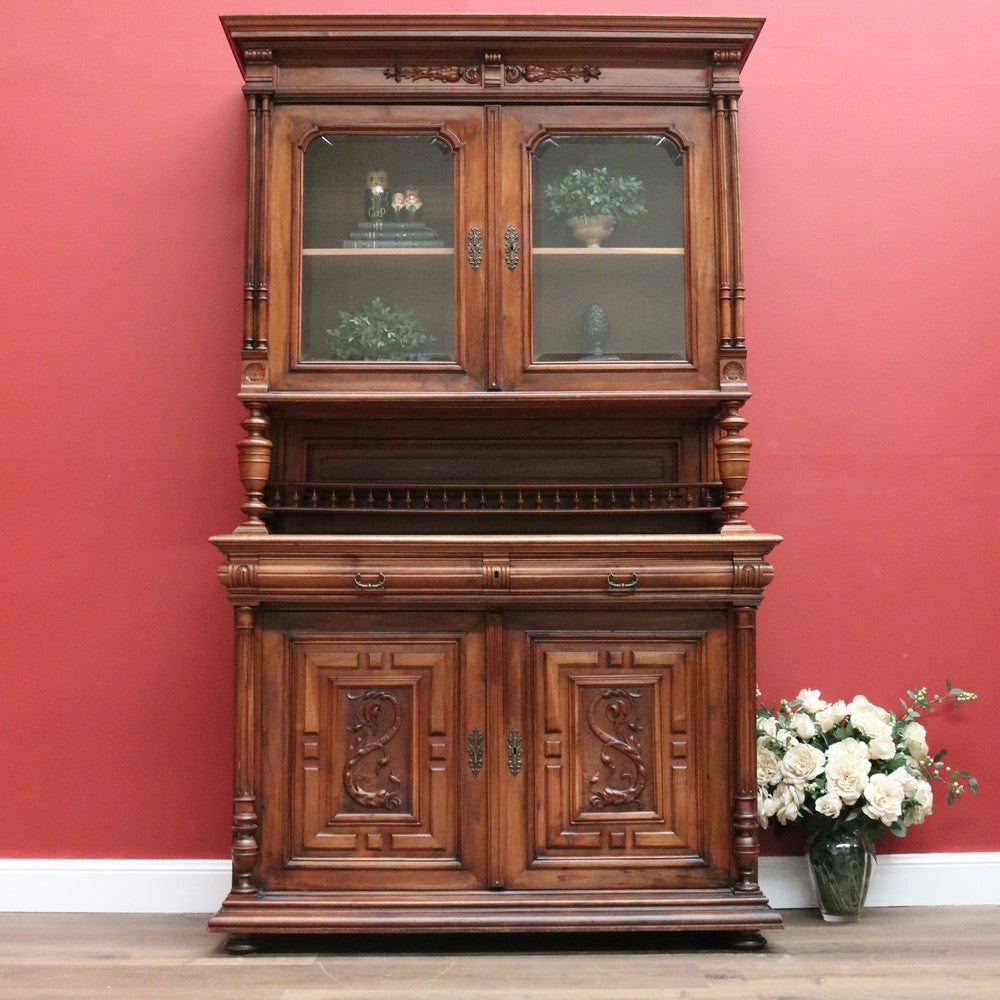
xmin=0 ymin=908 xmax=997 ymax=999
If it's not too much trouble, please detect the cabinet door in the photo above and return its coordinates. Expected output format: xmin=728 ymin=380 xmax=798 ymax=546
xmin=501 ymin=610 xmax=732 ymax=890
xmin=498 ymin=107 xmax=718 ymax=392
xmin=267 ymin=106 xmax=487 ymax=393
xmin=259 ymin=611 xmax=487 ymax=891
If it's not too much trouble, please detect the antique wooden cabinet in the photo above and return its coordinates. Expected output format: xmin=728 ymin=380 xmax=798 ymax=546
xmin=211 ymin=15 xmax=780 ymax=948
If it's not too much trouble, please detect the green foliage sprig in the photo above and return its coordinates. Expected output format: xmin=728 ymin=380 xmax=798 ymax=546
xmin=326 ymin=297 xmax=434 ymax=362
xmin=543 ymin=167 xmax=647 ymax=225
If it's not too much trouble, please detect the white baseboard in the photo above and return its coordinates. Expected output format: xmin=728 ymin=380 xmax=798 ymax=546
xmin=0 ymin=854 xmax=996 ymax=914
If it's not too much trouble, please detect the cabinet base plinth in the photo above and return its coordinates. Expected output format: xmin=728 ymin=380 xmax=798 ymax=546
xmin=210 ymin=889 xmax=782 ymax=937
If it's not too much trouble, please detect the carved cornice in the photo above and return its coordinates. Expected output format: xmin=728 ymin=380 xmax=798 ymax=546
xmin=244 ymin=48 xmax=273 ymax=63
xmin=713 ymin=49 xmax=741 ymax=64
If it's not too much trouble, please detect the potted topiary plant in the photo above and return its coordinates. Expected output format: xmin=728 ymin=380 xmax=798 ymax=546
xmin=325 ymin=297 xmax=434 ymax=361
xmin=543 ymin=166 xmax=647 ymax=247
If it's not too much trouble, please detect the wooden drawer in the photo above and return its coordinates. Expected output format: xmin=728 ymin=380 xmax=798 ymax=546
xmin=255 ymin=556 xmax=483 ymax=595
xmin=508 ymin=558 xmax=708 ymax=594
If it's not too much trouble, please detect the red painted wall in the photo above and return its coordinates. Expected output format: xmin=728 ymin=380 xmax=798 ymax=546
xmin=2 ymin=1 xmax=995 ymax=859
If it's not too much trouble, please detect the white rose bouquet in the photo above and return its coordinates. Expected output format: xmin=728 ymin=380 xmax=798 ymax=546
xmin=757 ymin=682 xmax=978 ymax=849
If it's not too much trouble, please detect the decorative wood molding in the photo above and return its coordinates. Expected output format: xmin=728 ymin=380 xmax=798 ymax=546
xmin=383 ymin=60 xmax=601 ymax=87
xmin=587 ymin=689 xmax=646 ymax=808
xmin=344 ymin=691 xmax=404 ymax=810
xmin=713 ymin=50 xmax=742 ymax=65
xmin=505 ymin=64 xmax=601 ymax=83
xmin=384 ymin=65 xmax=482 ymax=84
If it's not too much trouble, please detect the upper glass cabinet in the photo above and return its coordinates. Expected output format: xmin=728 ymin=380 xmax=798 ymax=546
xmin=264 ymin=104 xmax=717 ymax=395
xmin=301 ymin=133 xmax=456 ymax=365
xmin=530 ymin=134 xmax=686 ymax=364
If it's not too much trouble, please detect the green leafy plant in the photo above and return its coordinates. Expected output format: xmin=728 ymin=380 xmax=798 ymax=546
xmin=756 ymin=682 xmax=979 ymax=849
xmin=543 ymin=166 xmax=647 ymax=225
xmin=326 ymin=297 xmax=434 ymax=361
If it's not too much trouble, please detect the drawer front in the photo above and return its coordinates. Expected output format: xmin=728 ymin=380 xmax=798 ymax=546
xmin=508 ymin=558 xmax=730 ymax=594
xmin=256 ymin=557 xmax=483 ymax=595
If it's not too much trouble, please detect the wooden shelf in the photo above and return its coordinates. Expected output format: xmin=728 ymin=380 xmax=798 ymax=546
xmin=302 ymin=247 xmax=454 ymax=256
xmin=532 ymin=247 xmax=684 ymax=255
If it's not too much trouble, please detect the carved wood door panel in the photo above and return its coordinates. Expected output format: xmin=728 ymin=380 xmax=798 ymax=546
xmin=500 ymin=610 xmax=733 ymax=890
xmin=259 ymin=611 xmax=487 ymax=891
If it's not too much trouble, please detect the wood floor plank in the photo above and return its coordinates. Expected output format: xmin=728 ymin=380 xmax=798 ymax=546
xmin=0 ymin=909 xmax=996 ymax=999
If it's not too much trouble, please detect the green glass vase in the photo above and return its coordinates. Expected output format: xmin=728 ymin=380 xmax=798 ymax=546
xmin=806 ymin=829 xmax=874 ymax=922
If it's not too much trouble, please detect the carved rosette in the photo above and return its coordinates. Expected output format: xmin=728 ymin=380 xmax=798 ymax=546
xmin=587 ymin=689 xmax=646 ymax=808
xmin=344 ymin=691 xmax=403 ymax=811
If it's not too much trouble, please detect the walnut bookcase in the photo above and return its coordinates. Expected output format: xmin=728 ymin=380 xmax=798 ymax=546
xmin=211 ymin=15 xmax=780 ymax=950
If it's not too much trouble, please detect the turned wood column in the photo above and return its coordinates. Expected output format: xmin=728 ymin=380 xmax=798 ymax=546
xmin=732 ymin=604 xmax=761 ymax=893
xmin=235 ymin=402 xmax=271 ymax=533
xmin=231 ymin=605 xmax=259 ymax=894
xmin=715 ymin=401 xmax=753 ymax=533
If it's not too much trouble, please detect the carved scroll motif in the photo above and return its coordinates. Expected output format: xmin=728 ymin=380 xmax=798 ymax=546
xmin=505 ymin=64 xmax=601 ymax=83
xmin=587 ymin=688 xmax=646 ymax=808
xmin=343 ymin=690 xmax=403 ymax=810
xmin=384 ymin=65 xmax=482 ymax=84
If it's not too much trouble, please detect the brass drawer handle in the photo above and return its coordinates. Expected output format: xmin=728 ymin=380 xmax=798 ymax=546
xmin=607 ymin=571 xmax=639 ymax=590
xmin=354 ymin=571 xmax=386 ymax=589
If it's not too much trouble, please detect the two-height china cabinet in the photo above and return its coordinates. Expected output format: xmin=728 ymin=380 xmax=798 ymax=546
xmin=211 ymin=15 xmax=780 ymax=949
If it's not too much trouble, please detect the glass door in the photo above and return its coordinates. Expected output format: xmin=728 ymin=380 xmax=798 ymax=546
xmin=268 ymin=106 xmax=486 ymax=392
xmin=499 ymin=107 xmax=719 ymax=392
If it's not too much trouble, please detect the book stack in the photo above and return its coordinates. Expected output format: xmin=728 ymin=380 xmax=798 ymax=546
xmin=343 ymin=221 xmax=445 ymax=249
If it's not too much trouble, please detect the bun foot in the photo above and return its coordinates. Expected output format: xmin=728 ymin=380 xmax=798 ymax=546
xmin=225 ymin=933 xmax=258 ymax=955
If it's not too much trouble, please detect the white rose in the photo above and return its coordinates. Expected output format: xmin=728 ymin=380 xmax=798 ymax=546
xmin=757 ymin=789 xmax=778 ymax=828
xmin=815 ymin=700 xmax=849 ymax=732
xmin=757 ymin=747 xmax=782 ymax=787
xmin=773 ymin=782 xmax=805 ymax=825
xmin=867 ymin=734 xmax=897 ymax=760
xmin=826 ymin=737 xmax=869 ymax=762
xmin=889 ymin=766 xmax=919 ymax=798
xmin=901 ymin=721 xmax=929 ymax=760
xmin=825 ymin=754 xmax=872 ymax=805
xmin=862 ymin=772 xmax=906 ymax=825
xmin=774 ymin=727 xmax=797 ymax=748
xmin=779 ymin=743 xmax=826 ymax=785
xmin=905 ymin=780 xmax=934 ymax=826
xmin=795 ymin=688 xmax=827 ymax=714
xmin=913 ymin=779 xmax=933 ymax=812
xmin=814 ymin=792 xmax=843 ymax=818
xmin=849 ymin=695 xmax=893 ymax=723
xmin=757 ymin=716 xmax=778 ymax=743
xmin=790 ymin=712 xmax=817 ymax=740
xmin=850 ymin=707 xmax=893 ymax=741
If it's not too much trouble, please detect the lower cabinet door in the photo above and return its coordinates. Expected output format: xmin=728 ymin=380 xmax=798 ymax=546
xmin=501 ymin=610 xmax=733 ymax=890
xmin=259 ymin=610 xmax=487 ymax=891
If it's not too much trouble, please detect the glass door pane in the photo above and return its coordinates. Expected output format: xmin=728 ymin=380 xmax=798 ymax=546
xmin=301 ymin=134 xmax=456 ymax=363
xmin=530 ymin=134 xmax=685 ymax=363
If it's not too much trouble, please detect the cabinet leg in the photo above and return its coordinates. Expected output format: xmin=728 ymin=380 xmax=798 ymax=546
xmin=731 ymin=931 xmax=767 ymax=951
xmin=224 ymin=933 xmax=259 ymax=955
